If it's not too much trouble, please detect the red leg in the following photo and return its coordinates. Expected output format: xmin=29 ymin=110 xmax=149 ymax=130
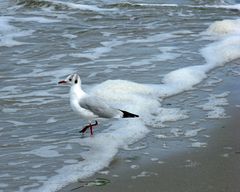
xmin=90 ymin=121 xmax=98 ymax=136
xmin=90 ymin=124 xmax=93 ymax=136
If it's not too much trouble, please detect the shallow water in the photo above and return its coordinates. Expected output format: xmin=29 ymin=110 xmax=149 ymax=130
xmin=0 ymin=0 xmax=240 ymax=191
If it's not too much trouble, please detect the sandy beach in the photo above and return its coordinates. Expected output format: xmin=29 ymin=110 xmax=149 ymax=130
xmin=60 ymin=63 xmax=240 ymax=192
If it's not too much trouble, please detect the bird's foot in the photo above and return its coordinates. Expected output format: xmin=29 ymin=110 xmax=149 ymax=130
xmin=79 ymin=121 xmax=98 ymax=136
xmin=92 ymin=120 xmax=98 ymax=126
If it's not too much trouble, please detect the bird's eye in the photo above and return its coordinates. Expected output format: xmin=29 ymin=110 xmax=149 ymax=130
xmin=69 ymin=78 xmax=72 ymax=81
xmin=75 ymin=79 xmax=78 ymax=84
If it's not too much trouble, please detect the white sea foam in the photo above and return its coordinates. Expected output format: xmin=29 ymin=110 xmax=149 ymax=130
xmin=184 ymin=128 xmax=206 ymax=137
xmin=15 ymin=17 xmax=61 ymax=23
xmin=202 ymin=77 xmax=222 ymax=87
xmin=131 ymin=171 xmax=158 ymax=179
xmin=206 ymin=19 xmax=240 ymax=36
xmin=2 ymin=108 xmax=18 ymax=113
xmin=127 ymin=33 xmax=176 ymax=44
xmin=204 ymin=4 xmax=240 ymax=11
xmin=137 ymin=3 xmax=179 ymax=7
xmin=155 ymin=134 xmax=167 ymax=139
xmin=131 ymin=3 xmax=240 ymax=11
xmin=0 ymin=183 xmax=8 ymax=188
xmin=34 ymin=18 xmax=240 ymax=192
xmin=70 ymin=39 xmax=124 ymax=60
xmin=6 ymin=120 xmax=29 ymax=126
xmin=33 ymin=120 xmax=149 ymax=192
xmin=19 ymin=183 xmax=40 ymax=192
xmin=70 ymin=32 xmax=177 ymax=62
xmin=129 ymin=46 xmax=180 ymax=67
xmin=130 ymin=164 xmax=139 ymax=169
xmin=98 ymin=170 xmax=110 ymax=175
xmin=170 ymin=128 xmax=184 ymax=137
xmin=23 ymin=146 xmax=62 ymax=158
xmin=30 ymin=176 xmax=48 ymax=181
xmin=41 ymin=0 xmax=115 ymax=12
xmin=46 ymin=117 xmax=57 ymax=124
xmin=197 ymin=92 xmax=229 ymax=118
xmin=150 ymin=158 xmax=159 ymax=162
xmin=191 ymin=142 xmax=207 ymax=148
xmin=0 ymin=16 xmax=33 ymax=47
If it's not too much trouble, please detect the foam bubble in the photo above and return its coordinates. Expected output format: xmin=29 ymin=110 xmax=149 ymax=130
xmin=130 ymin=164 xmax=139 ymax=169
xmin=131 ymin=171 xmax=158 ymax=179
xmin=184 ymin=128 xmax=206 ymax=137
xmin=197 ymin=92 xmax=229 ymax=119
xmin=46 ymin=117 xmax=57 ymax=124
xmin=150 ymin=158 xmax=159 ymax=162
xmin=191 ymin=142 xmax=207 ymax=148
xmin=207 ymin=19 xmax=240 ymax=36
xmin=98 ymin=170 xmax=110 ymax=175
xmin=155 ymin=134 xmax=167 ymax=139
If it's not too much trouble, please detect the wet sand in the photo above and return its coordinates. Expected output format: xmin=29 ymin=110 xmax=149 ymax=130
xmin=60 ymin=65 xmax=240 ymax=192
xmin=61 ymin=116 xmax=240 ymax=192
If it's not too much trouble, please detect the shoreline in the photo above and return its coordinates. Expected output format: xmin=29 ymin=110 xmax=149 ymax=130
xmin=59 ymin=64 xmax=240 ymax=192
xmin=60 ymin=115 xmax=240 ymax=192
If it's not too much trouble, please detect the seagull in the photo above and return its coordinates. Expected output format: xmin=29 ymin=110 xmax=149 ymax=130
xmin=58 ymin=73 xmax=139 ymax=136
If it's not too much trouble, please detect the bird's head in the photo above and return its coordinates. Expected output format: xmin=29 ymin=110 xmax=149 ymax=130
xmin=58 ymin=73 xmax=81 ymax=86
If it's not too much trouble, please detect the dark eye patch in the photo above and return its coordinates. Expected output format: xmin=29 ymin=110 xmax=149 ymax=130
xmin=69 ymin=78 xmax=72 ymax=81
xmin=75 ymin=79 xmax=78 ymax=84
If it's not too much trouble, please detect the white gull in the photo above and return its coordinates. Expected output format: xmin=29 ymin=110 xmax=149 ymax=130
xmin=58 ymin=73 xmax=139 ymax=135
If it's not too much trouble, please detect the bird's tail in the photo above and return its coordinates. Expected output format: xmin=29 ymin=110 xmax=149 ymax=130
xmin=120 ymin=110 xmax=139 ymax=118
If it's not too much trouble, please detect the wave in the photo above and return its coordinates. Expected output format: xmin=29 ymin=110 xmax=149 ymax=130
xmin=17 ymin=0 xmax=240 ymax=11
xmin=16 ymin=0 xmax=115 ymax=12
xmin=32 ymin=18 xmax=240 ymax=192
xmin=108 ymin=2 xmax=240 ymax=11
xmin=0 ymin=16 xmax=34 ymax=47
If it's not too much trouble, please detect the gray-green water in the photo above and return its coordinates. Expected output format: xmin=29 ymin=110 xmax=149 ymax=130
xmin=0 ymin=0 xmax=240 ymax=191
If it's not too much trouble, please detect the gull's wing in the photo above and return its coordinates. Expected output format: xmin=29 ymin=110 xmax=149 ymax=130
xmin=79 ymin=96 xmax=121 ymax=118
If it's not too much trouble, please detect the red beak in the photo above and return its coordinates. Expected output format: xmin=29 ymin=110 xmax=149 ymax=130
xmin=58 ymin=80 xmax=67 ymax=84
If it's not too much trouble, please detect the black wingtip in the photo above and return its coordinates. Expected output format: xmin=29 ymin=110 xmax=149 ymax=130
xmin=120 ymin=110 xmax=139 ymax=118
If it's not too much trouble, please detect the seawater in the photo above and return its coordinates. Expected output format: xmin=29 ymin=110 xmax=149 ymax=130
xmin=0 ymin=0 xmax=240 ymax=191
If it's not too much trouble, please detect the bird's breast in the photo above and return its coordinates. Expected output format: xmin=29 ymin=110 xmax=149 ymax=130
xmin=70 ymin=98 xmax=97 ymax=120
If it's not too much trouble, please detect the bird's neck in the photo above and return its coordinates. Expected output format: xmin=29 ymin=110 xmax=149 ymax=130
xmin=70 ymin=84 xmax=86 ymax=101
